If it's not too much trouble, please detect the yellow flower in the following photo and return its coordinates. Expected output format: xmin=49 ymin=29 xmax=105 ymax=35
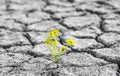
xmin=44 ymin=38 xmax=52 ymax=44
xmin=66 ymin=38 xmax=75 ymax=46
xmin=49 ymin=32 xmax=54 ymax=37
xmin=52 ymin=40 xmax=58 ymax=45
xmin=61 ymin=46 xmax=67 ymax=52
xmin=49 ymin=29 xmax=59 ymax=38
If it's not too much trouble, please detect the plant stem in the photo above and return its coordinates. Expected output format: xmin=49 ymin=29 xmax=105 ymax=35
xmin=47 ymin=44 xmax=53 ymax=53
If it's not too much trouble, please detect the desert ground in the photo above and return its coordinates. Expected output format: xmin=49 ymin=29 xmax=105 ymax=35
xmin=0 ymin=0 xmax=120 ymax=76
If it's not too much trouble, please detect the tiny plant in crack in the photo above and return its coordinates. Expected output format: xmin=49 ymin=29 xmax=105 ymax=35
xmin=44 ymin=28 xmax=76 ymax=63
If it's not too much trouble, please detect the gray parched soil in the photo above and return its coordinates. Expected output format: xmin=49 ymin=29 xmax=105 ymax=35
xmin=0 ymin=0 xmax=120 ymax=76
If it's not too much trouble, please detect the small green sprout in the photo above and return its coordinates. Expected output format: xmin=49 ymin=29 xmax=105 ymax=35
xmin=44 ymin=28 xmax=75 ymax=63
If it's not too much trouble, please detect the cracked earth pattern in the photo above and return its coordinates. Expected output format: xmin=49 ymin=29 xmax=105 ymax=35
xmin=0 ymin=0 xmax=120 ymax=76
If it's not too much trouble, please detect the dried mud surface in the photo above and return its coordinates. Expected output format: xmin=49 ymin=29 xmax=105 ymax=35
xmin=0 ymin=0 xmax=120 ymax=76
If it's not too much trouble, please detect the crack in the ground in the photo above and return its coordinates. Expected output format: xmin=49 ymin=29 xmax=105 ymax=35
xmin=0 ymin=26 xmax=22 ymax=32
xmin=117 ymin=63 xmax=120 ymax=76
xmin=52 ymin=12 xmax=87 ymax=21
xmin=58 ymin=20 xmax=76 ymax=31
xmin=26 ymin=50 xmax=51 ymax=61
xmin=95 ymin=1 xmax=116 ymax=9
xmin=41 ymin=3 xmax=55 ymax=15
xmin=0 ymin=44 xmax=30 ymax=49
xmin=23 ymin=33 xmax=35 ymax=47
xmin=27 ymin=18 xmax=52 ymax=25
xmin=95 ymin=33 xmax=108 ymax=48
xmin=99 ymin=16 xmax=106 ymax=33
xmin=85 ymin=9 xmax=106 ymax=15
xmin=73 ymin=36 xmax=95 ymax=39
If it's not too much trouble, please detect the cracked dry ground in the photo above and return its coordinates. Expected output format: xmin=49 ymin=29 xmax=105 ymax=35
xmin=0 ymin=0 xmax=120 ymax=76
